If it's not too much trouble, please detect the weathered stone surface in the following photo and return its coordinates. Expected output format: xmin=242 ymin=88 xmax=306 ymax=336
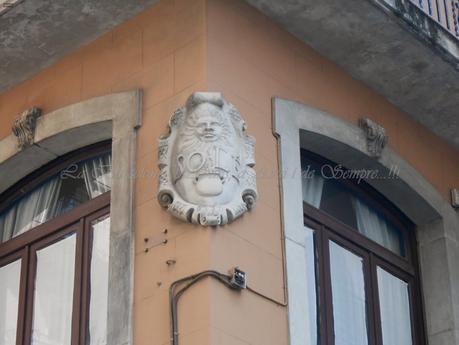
xmin=0 ymin=0 xmax=158 ymax=92
xmin=157 ymin=92 xmax=258 ymax=226
xmin=11 ymin=107 xmax=42 ymax=149
xmin=359 ymin=117 xmax=388 ymax=158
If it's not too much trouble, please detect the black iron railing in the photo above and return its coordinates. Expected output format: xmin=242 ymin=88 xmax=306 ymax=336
xmin=410 ymin=0 xmax=459 ymax=37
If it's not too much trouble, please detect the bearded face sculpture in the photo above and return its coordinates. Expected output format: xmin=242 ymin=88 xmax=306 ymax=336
xmin=157 ymin=92 xmax=257 ymax=226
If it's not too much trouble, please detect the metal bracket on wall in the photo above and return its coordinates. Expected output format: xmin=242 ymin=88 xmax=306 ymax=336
xmin=143 ymin=229 xmax=168 ymax=253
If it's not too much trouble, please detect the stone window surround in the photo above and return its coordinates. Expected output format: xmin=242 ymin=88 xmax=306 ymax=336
xmin=0 ymin=90 xmax=142 ymax=345
xmin=273 ymin=98 xmax=459 ymax=345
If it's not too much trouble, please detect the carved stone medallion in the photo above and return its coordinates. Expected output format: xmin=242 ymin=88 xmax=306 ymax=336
xmin=359 ymin=118 xmax=388 ymax=158
xmin=12 ymin=107 xmax=42 ymax=150
xmin=157 ymin=92 xmax=258 ymax=226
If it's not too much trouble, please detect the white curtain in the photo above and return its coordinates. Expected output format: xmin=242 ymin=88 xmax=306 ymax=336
xmin=330 ymin=241 xmax=368 ymax=345
xmin=88 ymin=216 xmax=110 ymax=345
xmin=0 ymin=179 xmax=62 ymax=242
xmin=0 ymin=153 xmax=112 ymax=243
xmin=0 ymin=260 xmax=21 ymax=345
xmin=377 ymin=267 xmax=412 ymax=345
xmin=352 ymin=197 xmax=401 ymax=255
xmin=82 ymin=155 xmax=112 ymax=198
xmin=32 ymin=235 xmax=76 ymax=345
xmin=302 ymin=173 xmax=324 ymax=208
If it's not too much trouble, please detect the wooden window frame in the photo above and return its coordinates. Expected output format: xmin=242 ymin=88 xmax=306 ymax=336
xmin=302 ymin=153 xmax=427 ymax=345
xmin=0 ymin=140 xmax=111 ymax=216
xmin=0 ymin=143 xmax=111 ymax=345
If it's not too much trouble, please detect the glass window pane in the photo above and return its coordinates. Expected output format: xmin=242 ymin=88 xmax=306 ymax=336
xmin=0 ymin=179 xmax=63 ymax=241
xmin=88 ymin=215 xmax=110 ymax=345
xmin=301 ymin=155 xmax=404 ymax=256
xmin=32 ymin=234 xmax=76 ymax=345
xmin=320 ymin=180 xmax=358 ymax=229
xmin=81 ymin=154 xmax=112 ymax=198
xmin=0 ymin=152 xmax=111 ymax=243
xmin=353 ymin=197 xmax=403 ymax=255
xmin=377 ymin=267 xmax=412 ymax=345
xmin=329 ymin=241 xmax=369 ymax=345
xmin=304 ymin=226 xmax=318 ymax=345
xmin=0 ymin=259 xmax=21 ymax=345
xmin=302 ymin=170 xmax=324 ymax=208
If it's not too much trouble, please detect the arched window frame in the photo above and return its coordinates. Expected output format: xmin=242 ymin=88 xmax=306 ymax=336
xmin=0 ymin=141 xmax=111 ymax=344
xmin=272 ymin=97 xmax=459 ymax=345
xmin=0 ymin=90 xmax=141 ymax=345
xmin=300 ymin=149 xmax=425 ymax=344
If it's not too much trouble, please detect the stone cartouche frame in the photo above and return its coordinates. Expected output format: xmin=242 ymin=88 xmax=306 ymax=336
xmin=157 ymin=92 xmax=258 ymax=226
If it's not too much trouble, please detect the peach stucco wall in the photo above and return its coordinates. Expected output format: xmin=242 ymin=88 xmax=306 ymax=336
xmin=0 ymin=1 xmax=458 ymax=345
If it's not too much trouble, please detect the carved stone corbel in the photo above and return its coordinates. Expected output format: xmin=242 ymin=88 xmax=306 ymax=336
xmin=12 ymin=107 xmax=42 ymax=150
xmin=451 ymin=189 xmax=459 ymax=209
xmin=358 ymin=118 xmax=388 ymax=158
xmin=157 ymin=92 xmax=258 ymax=226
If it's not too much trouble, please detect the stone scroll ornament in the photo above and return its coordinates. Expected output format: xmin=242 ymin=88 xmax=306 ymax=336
xmin=358 ymin=118 xmax=388 ymax=158
xmin=157 ymin=92 xmax=258 ymax=226
xmin=12 ymin=107 xmax=42 ymax=150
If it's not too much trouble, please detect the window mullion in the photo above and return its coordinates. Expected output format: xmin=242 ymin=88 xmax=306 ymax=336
xmin=23 ymin=244 xmax=37 ymax=345
xmin=408 ymin=278 xmax=421 ymax=345
xmin=313 ymin=225 xmax=326 ymax=344
xmin=318 ymin=226 xmax=334 ymax=345
xmin=71 ymin=218 xmax=85 ymax=345
xmin=410 ymin=237 xmax=427 ymax=345
xmin=15 ymin=247 xmax=29 ymax=345
xmin=79 ymin=215 xmax=92 ymax=345
xmin=368 ymin=253 xmax=383 ymax=345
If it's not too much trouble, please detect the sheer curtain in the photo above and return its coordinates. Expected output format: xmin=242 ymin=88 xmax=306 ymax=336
xmin=352 ymin=198 xmax=401 ymax=255
xmin=82 ymin=154 xmax=112 ymax=198
xmin=302 ymin=173 xmax=324 ymax=208
xmin=32 ymin=235 xmax=76 ymax=345
xmin=88 ymin=216 xmax=110 ymax=345
xmin=377 ymin=267 xmax=412 ymax=345
xmin=0 ymin=179 xmax=62 ymax=242
xmin=329 ymin=241 xmax=368 ymax=345
xmin=0 ymin=260 xmax=21 ymax=345
xmin=0 ymin=153 xmax=112 ymax=244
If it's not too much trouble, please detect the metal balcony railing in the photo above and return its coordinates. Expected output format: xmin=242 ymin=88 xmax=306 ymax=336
xmin=410 ymin=0 xmax=459 ymax=38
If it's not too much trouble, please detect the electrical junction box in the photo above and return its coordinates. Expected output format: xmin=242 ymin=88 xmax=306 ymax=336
xmin=230 ymin=267 xmax=247 ymax=290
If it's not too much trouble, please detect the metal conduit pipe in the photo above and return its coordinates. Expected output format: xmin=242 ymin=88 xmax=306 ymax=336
xmin=169 ymin=270 xmax=234 ymax=345
xmin=169 ymin=268 xmax=287 ymax=345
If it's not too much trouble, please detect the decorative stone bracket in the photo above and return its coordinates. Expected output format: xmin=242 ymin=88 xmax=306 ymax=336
xmin=452 ymin=189 xmax=459 ymax=209
xmin=358 ymin=117 xmax=388 ymax=158
xmin=157 ymin=92 xmax=258 ymax=226
xmin=11 ymin=107 xmax=42 ymax=150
